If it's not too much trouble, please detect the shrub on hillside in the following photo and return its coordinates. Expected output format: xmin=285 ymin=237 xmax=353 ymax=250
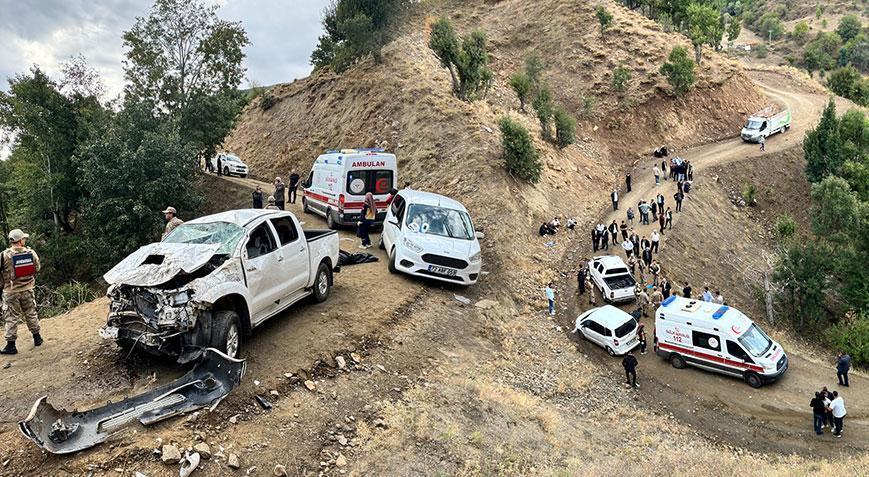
xmin=429 ymin=17 xmax=493 ymax=101
xmin=803 ymin=32 xmax=842 ymax=73
xmin=497 ymin=116 xmax=541 ymax=183
xmin=840 ymin=34 xmax=869 ymax=73
xmin=791 ymin=21 xmax=810 ymax=45
xmin=509 ymin=72 xmax=533 ymax=111
xmin=775 ymin=213 xmax=796 ymax=241
xmin=742 ymin=183 xmax=757 ymax=206
xmin=825 ymin=312 xmax=869 ymax=367
xmin=553 ymin=106 xmax=576 ymax=149
xmin=595 ymin=6 xmax=613 ymax=37
xmin=532 ymin=84 xmax=555 ymax=140
xmin=611 ymin=63 xmax=631 ymax=93
xmin=756 ymin=13 xmax=784 ymax=41
xmin=524 ymin=52 xmax=544 ymax=85
xmin=660 ymin=46 xmax=696 ymax=97
xmin=260 ymin=90 xmax=279 ymax=111
xmin=755 ymin=43 xmax=768 ymax=58
xmin=836 ymin=15 xmax=862 ymax=43
xmin=804 ymin=99 xmax=843 ymax=182
xmin=827 ymin=65 xmax=869 ymax=106
xmin=578 ymin=94 xmax=597 ymax=119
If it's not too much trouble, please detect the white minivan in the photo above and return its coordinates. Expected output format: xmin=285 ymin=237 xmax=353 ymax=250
xmin=380 ymin=189 xmax=482 ymax=285
xmin=302 ymin=148 xmax=398 ymax=229
xmin=574 ymin=305 xmax=639 ymax=356
xmin=654 ymin=296 xmax=788 ymax=388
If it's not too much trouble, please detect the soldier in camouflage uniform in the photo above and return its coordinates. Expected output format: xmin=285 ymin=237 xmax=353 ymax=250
xmin=1 ymin=229 xmax=43 ymax=354
xmin=162 ymin=206 xmax=184 ymax=240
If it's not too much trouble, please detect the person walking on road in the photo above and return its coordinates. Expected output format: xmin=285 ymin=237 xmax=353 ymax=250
xmin=653 ymin=165 xmax=661 ymax=185
xmin=545 ymin=283 xmax=556 ymax=317
xmin=591 ymin=227 xmax=599 ymax=252
xmin=811 ymin=392 xmax=826 ymax=435
xmin=162 ymin=207 xmax=184 ymax=240
xmin=252 ymin=186 xmax=264 ymax=209
xmin=829 ymin=391 xmax=846 ymax=437
xmin=759 ymin=135 xmax=766 ymax=152
xmin=620 ymin=220 xmax=628 ymax=241
xmin=637 ymin=323 xmax=647 ymax=354
xmin=674 ymin=190 xmax=684 ymax=212
xmin=1 ymin=229 xmax=43 ymax=355
xmin=577 ymin=267 xmax=587 ymax=295
xmin=623 ymin=351 xmax=639 ymax=388
xmin=625 ymin=172 xmax=632 ymax=193
xmin=836 ymin=352 xmax=851 ymax=387
xmin=609 ymin=220 xmax=619 ymax=244
xmin=288 ymin=170 xmax=301 ymax=204
xmin=611 ymin=188 xmax=619 ymax=211
xmin=216 ymin=155 xmax=223 ymax=176
xmin=273 ymin=177 xmax=286 ymax=210
xmin=665 ymin=207 xmax=673 ymax=229
xmin=622 ymin=239 xmax=634 ymax=258
xmin=650 ymin=230 xmax=660 ymax=254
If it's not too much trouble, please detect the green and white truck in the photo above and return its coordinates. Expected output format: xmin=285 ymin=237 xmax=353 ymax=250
xmin=741 ymin=106 xmax=791 ymax=143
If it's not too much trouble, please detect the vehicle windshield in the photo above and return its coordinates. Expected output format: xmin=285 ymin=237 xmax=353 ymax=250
xmin=745 ymin=119 xmax=763 ymax=130
xmin=614 ymin=319 xmax=637 ymax=338
xmin=405 ymin=204 xmax=474 ymax=240
xmin=163 ymin=222 xmax=245 ymax=255
xmin=737 ymin=323 xmax=773 ymax=357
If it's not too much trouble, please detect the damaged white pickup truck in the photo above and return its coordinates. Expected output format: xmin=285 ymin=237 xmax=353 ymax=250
xmin=101 ymin=210 xmax=339 ymax=362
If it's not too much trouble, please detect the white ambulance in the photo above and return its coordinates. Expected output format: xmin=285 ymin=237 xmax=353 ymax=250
xmin=301 ymin=149 xmax=398 ymax=229
xmin=653 ymin=296 xmax=788 ymax=388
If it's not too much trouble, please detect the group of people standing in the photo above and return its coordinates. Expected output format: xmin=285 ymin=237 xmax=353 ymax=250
xmin=251 ymin=172 xmax=302 ymax=210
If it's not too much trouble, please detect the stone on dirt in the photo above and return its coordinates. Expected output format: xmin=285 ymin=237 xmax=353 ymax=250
xmin=475 ymin=299 xmax=497 ymax=309
xmin=335 ymin=356 xmax=347 ymax=369
xmin=454 ymin=294 xmax=471 ymax=305
xmin=274 ymin=464 xmax=288 ymax=476
xmin=161 ymin=444 xmax=182 ymax=464
xmin=304 ymin=380 xmax=317 ymax=391
xmin=350 ymin=352 xmax=362 ymax=363
xmin=335 ymin=454 xmax=347 ymax=467
xmin=227 ymin=453 xmax=241 ymax=469
xmin=193 ymin=443 xmax=211 ymax=459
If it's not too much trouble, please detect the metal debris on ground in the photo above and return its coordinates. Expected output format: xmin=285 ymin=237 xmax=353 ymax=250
xmin=254 ymin=395 xmax=273 ymax=410
xmin=18 ymin=348 xmax=245 ymax=454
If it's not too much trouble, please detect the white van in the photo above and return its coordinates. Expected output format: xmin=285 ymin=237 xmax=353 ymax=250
xmin=654 ymin=296 xmax=788 ymax=388
xmin=380 ymin=189 xmax=483 ymax=285
xmin=301 ymin=149 xmax=398 ymax=229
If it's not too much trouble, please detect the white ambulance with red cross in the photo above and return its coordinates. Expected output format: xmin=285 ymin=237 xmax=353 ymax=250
xmin=653 ymin=296 xmax=788 ymax=388
xmin=301 ymin=149 xmax=398 ymax=229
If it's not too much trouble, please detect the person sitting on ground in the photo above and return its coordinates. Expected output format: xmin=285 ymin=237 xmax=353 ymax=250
xmin=702 ymin=286 xmax=714 ymax=302
xmin=566 ymin=217 xmax=577 ymax=230
xmin=550 ymin=216 xmax=561 ymax=229
xmin=539 ymin=222 xmax=555 ymax=237
xmin=714 ymin=290 xmax=724 ymax=304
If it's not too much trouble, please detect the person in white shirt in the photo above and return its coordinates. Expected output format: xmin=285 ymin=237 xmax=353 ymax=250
xmin=622 ymin=239 xmax=634 ymax=258
xmin=702 ymin=286 xmax=714 ymax=302
xmin=545 ymin=283 xmax=556 ymax=317
xmin=828 ymin=391 xmax=846 ymax=437
xmin=650 ymin=230 xmax=660 ymax=253
xmin=714 ymin=291 xmax=725 ymax=304
xmin=653 ymin=165 xmax=661 ymax=185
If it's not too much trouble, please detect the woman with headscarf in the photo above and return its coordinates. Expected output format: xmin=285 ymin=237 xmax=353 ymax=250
xmin=357 ymin=192 xmax=377 ymax=248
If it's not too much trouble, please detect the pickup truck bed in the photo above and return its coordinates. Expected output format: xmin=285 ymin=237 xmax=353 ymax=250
xmin=305 ymin=230 xmax=337 ymax=242
xmin=604 ymin=274 xmax=636 ymax=290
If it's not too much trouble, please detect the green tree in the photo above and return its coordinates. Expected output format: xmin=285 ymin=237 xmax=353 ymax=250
xmin=595 ymin=6 xmax=614 ymax=37
xmin=553 ymin=106 xmax=576 ymax=149
xmin=810 ymin=176 xmax=859 ymax=238
xmin=754 ymin=43 xmax=768 ymax=58
xmin=803 ymin=32 xmax=842 ymax=73
xmin=775 ymin=213 xmax=796 ymax=241
xmin=773 ymin=240 xmax=834 ymax=329
xmin=827 ymin=65 xmax=869 ymax=106
xmin=532 ymin=84 xmax=555 ymax=140
xmin=686 ymin=3 xmax=723 ymax=63
xmin=659 ymin=46 xmax=696 ymax=97
xmin=429 ymin=18 xmax=493 ymax=101
xmin=509 ymin=72 xmax=533 ymax=111
xmin=497 ymin=116 xmax=541 ymax=183
xmin=804 ymin=99 xmax=843 ymax=182
xmin=791 ymin=21 xmax=810 ymax=45
xmin=611 ymin=63 xmax=632 ymax=93
xmin=757 ymin=12 xmax=784 ymax=41
xmin=836 ymin=15 xmax=862 ymax=43
xmin=840 ymin=34 xmax=869 ymax=73
xmin=727 ymin=14 xmax=741 ymax=46
xmin=524 ymin=52 xmax=544 ymax=85
xmin=122 ymin=0 xmax=249 ymax=160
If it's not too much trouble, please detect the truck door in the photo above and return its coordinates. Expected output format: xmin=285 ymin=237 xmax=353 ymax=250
xmin=243 ymin=221 xmax=284 ymax=319
xmin=270 ymin=216 xmax=308 ymax=293
xmin=760 ymin=120 xmax=768 ymax=136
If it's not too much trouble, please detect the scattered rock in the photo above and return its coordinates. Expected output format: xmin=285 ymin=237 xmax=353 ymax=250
xmin=454 ymin=294 xmax=471 ymax=305
xmin=337 ymin=434 xmax=348 ymax=446
xmin=335 ymin=356 xmax=347 ymax=369
xmin=474 ymin=299 xmax=497 ymax=310
xmin=161 ymin=444 xmax=182 ymax=464
xmin=375 ymin=364 xmax=386 ymax=372
xmin=304 ymin=380 xmax=317 ymax=391
xmin=274 ymin=464 xmax=288 ymax=476
xmin=193 ymin=443 xmax=211 ymax=459
xmin=229 ymin=415 xmax=239 ymax=424
xmin=350 ymin=352 xmax=362 ymax=363
xmin=227 ymin=453 xmax=241 ymax=469
xmin=335 ymin=454 xmax=347 ymax=468
xmin=270 ymin=390 xmax=280 ymax=397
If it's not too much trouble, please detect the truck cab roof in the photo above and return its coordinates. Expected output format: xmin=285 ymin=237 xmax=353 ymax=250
xmin=185 ymin=209 xmax=287 ymax=227
xmin=592 ymin=255 xmax=630 ymax=273
xmin=658 ymin=296 xmax=753 ymax=337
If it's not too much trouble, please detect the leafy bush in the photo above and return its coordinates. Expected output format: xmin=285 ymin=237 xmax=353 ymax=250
xmin=804 ymin=99 xmax=843 ymax=182
xmin=827 ymin=65 xmax=869 ymax=106
xmin=578 ymin=95 xmax=597 ymax=119
xmin=35 ymin=282 xmax=99 ymax=318
xmin=553 ymin=106 xmax=576 ymax=149
xmin=532 ymin=84 xmax=555 ymax=140
xmin=775 ymin=213 xmax=796 ymax=240
xmin=755 ymin=43 xmax=768 ymax=58
xmin=742 ymin=183 xmax=757 ymax=205
xmin=836 ymin=15 xmax=862 ymax=43
xmin=524 ymin=52 xmax=544 ymax=85
xmin=429 ymin=17 xmax=493 ymax=101
xmin=840 ymin=33 xmax=869 ymax=73
xmin=791 ymin=21 xmax=810 ymax=45
xmin=509 ymin=72 xmax=533 ymax=111
xmin=595 ymin=6 xmax=613 ymax=37
xmin=756 ymin=13 xmax=784 ymax=41
xmin=825 ymin=312 xmax=869 ymax=367
xmin=497 ymin=116 xmax=541 ymax=183
xmin=611 ymin=63 xmax=631 ymax=93
xmin=660 ymin=46 xmax=696 ymax=97
xmin=260 ymin=90 xmax=278 ymax=111
xmin=803 ymin=32 xmax=842 ymax=72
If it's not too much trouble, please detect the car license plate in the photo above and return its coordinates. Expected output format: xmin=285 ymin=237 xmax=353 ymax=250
xmin=428 ymin=265 xmax=457 ymax=276
xmin=99 ymin=326 xmax=119 ymax=340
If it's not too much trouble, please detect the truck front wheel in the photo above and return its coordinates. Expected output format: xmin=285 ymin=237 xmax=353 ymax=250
xmin=210 ymin=310 xmax=241 ymax=359
xmin=312 ymin=262 xmax=332 ymax=303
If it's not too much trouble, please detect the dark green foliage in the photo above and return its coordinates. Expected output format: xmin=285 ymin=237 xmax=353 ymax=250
xmin=727 ymin=14 xmax=741 ymax=45
xmin=553 ymin=106 xmax=576 ymax=149
xmin=754 ymin=43 xmax=768 ymax=58
xmin=509 ymin=72 xmax=533 ymax=111
xmin=659 ymin=46 xmax=695 ymax=97
xmin=827 ymin=65 xmax=869 ymax=106
xmin=775 ymin=213 xmax=796 ymax=240
xmin=804 ymin=99 xmax=843 ymax=182
xmin=773 ymin=240 xmax=834 ymax=329
xmin=524 ymin=52 xmax=544 ymax=85
xmin=791 ymin=21 xmax=809 ymax=45
xmin=756 ymin=12 xmax=784 ymax=41
xmin=825 ymin=313 xmax=869 ymax=367
xmin=310 ymin=0 xmax=408 ymax=72
xmin=836 ymin=15 xmax=862 ymax=43
xmin=259 ymin=90 xmax=279 ymax=111
xmin=595 ymin=6 xmax=613 ymax=36
xmin=840 ymin=34 xmax=868 ymax=73
xmin=686 ymin=3 xmax=723 ymax=63
xmin=611 ymin=63 xmax=631 ymax=93
xmin=532 ymin=84 xmax=554 ymax=140
xmin=497 ymin=116 xmax=541 ymax=183
xmin=803 ymin=32 xmax=842 ymax=73
xmin=429 ymin=18 xmax=492 ymax=101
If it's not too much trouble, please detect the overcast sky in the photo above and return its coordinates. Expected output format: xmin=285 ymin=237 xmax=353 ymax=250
xmin=0 ymin=0 xmax=331 ymax=98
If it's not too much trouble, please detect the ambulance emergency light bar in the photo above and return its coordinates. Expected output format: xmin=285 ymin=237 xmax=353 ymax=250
xmin=325 ymin=148 xmax=386 ymax=154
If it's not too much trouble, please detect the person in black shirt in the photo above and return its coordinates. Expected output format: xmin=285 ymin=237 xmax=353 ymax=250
xmin=625 ymin=172 xmax=632 ymax=193
xmin=609 ymin=220 xmax=619 ymax=244
xmin=591 ymin=228 xmax=599 ymax=251
xmin=623 ymin=351 xmax=639 ymax=388
xmin=683 ymin=284 xmax=693 ymax=299
xmin=288 ymin=170 xmax=301 ymax=204
xmin=661 ymin=278 xmax=672 ymax=299
xmin=811 ymin=392 xmax=826 ymax=435
xmin=252 ymin=186 xmax=264 ymax=209
xmin=577 ymin=267 xmax=587 ymax=295
xmin=216 ymin=155 xmax=223 ymax=176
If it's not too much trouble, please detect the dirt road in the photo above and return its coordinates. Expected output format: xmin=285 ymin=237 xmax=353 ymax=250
xmin=553 ymin=71 xmax=867 ymax=457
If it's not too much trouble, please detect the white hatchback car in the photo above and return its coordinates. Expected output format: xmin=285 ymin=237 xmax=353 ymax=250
xmin=380 ymin=189 xmax=483 ymax=285
xmin=574 ymin=305 xmax=640 ymax=356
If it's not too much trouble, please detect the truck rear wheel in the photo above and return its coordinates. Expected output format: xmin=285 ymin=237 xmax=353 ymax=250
xmin=745 ymin=372 xmax=763 ymax=388
xmin=312 ymin=262 xmax=332 ymax=303
xmin=669 ymin=353 xmax=686 ymax=369
xmin=210 ymin=310 xmax=241 ymax=359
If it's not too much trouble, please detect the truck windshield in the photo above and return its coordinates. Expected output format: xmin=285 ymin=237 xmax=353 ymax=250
xmin=163 ymin=222 xmax=245 ymax=255
xmin=737 ymin=324 xmax=773 ymax=357
xmin=745 ymin=119 xmax=763 ymax=130
xmin=405 ymin=204 xmax=474 ymax=240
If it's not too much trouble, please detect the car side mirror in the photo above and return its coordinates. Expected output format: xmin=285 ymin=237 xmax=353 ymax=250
xmin=475 ymin=231 xmax=485 ymax=240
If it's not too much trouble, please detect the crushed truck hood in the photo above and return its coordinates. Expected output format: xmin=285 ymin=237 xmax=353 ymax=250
xmin=103 ymin=242 xmax=222 ymax=286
